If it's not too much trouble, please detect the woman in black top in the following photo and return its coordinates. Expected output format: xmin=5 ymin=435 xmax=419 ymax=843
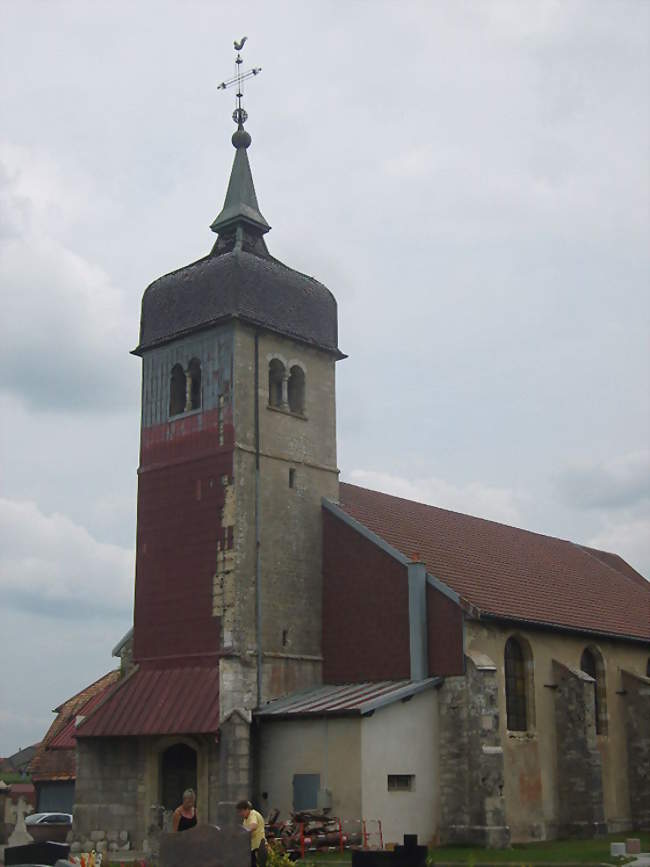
xmin=173 ymin=788 xmax=197 ymax=832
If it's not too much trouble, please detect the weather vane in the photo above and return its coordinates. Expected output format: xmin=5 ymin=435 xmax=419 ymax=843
xmin=217 ymin=37 xmax=262 ymax=127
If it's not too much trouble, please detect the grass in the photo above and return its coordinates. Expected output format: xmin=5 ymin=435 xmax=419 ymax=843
xmin=296 ymin=832 xmax=650 ymax=866
xmin=0 ymin=772 xmax=32 ymax=784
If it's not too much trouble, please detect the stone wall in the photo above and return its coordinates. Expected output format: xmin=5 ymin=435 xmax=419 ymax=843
xmin=73 ymin=734 xmax=222 ymax=855
xmin=552 ymin=660 xmax=605 ymax=838
xmin=72 ymin=737 xmax=145 ymax=856
xmin=438 ymin=653 xmax=510 ymax=848
xmin=215 ymin=711 xmax=252 ymax=826
xmin=229 ymin=325 xmax=338 ymax=692
xmin=465 ymin=620 xmax=649 ymax=840
xmin=621 ymin=670 xmax=650 ymax=829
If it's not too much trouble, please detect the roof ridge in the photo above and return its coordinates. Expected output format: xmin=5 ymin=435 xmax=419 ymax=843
xmin=576 ymin=544 xmax=649 ymax=590
xmin=340 ymin=482 xmax=581 ymax=548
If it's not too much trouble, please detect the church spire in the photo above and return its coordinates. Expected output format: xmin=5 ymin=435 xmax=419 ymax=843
xmin=210 ymin=125 xmax=270 ymax=236
xmin=211 ymin=38 xmax=269 ymax=239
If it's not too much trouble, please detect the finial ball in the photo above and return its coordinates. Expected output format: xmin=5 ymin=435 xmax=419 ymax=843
xmin=232 ymin=127 xmax=252 ymax=149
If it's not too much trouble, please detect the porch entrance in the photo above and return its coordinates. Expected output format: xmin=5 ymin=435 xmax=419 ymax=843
xmin=161 ymin=743 xmax=197 ymax=810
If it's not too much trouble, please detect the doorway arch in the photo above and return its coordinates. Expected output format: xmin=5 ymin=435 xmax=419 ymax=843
xmin=160 ymin=742 xmax=197 ymax=811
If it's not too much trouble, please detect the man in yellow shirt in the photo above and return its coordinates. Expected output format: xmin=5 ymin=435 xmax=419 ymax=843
xmin=237 ymin=799 xmax=267 ymax=867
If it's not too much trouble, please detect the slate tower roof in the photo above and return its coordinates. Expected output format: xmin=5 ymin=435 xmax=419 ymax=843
xmin=134 ymin=122 xmax=342 ymax=356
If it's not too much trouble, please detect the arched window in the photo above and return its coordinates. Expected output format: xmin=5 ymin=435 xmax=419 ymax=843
xmin=580 ymin=646 xmax=607 ymax=735
xmin=288 ymin=365 xmax=305 ymax=414
xmin=188 ymin=358 xmax=201 ymax=410
xmin=505 ymin=637 xmax=529 ymax=731
xmin=268 ymin=359 xmax=285 ymax=408
xmin=170 ymin=364 xmax=186 ymax=416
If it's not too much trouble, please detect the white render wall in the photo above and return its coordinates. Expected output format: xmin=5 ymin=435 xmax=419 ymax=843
xmin=257 ymin=716 xmax=362 ymax=821
xmin=360 ymin=689 xmax=439 ymax=847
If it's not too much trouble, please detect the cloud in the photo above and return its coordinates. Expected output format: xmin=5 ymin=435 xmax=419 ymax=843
xmin=0 ymin=142 xmax=137 ymax=412
xmin=346 ymin=469 xmax=524 ymax=527
xmin=557 ymin=450 xmax=650 ymax=510
xmin=0 ymin=608 xmax=126 ymax=755
xmin=0 ymin=497 xmax=134 ymax=619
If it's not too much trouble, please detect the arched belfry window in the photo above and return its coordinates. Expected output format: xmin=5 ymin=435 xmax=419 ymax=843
xmin=268 ymin=359 xmax=285 ymax=408
xmin=170 ymin=364 xmax=186 ymax=416
xmin=288 ymin=365 xmax=305 ymax=414
xmin=505 ymin=636 xmax=531 ymax=732
xmin=580 ymin=646 xmax=607 ymax=735
xmin=188 ymin=358 xmax=201 ymax=411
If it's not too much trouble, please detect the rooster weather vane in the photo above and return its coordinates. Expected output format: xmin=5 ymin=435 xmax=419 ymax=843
xmin=217 ymin=37 xmax=262 ymax=128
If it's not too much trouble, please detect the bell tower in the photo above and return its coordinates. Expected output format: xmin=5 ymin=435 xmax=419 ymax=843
xmin=130 ymin=42 xmax=343 ymax=811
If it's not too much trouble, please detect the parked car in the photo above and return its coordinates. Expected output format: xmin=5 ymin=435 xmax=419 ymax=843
xmin=25 ymin=812 xmax=72 ymax=826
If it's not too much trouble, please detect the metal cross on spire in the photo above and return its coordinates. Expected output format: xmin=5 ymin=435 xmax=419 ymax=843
xmin=217 ymin=37 xmax=262 ymax=128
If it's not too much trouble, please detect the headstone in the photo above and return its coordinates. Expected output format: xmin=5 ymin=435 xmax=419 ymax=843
xmin=610 ymin=842 xmax=626 ymax=857
xmin=4 ymin=839 xmax=70 ymax=865
xmin=394 ymin=835 xmax=427 ymax=867
xmin=626 ymin=838 xmax=641 ymax=854
xmin=159 ymin=822 xmax=250 ymax=867
xmin=352 ymin=835 xmax=428 ymax=867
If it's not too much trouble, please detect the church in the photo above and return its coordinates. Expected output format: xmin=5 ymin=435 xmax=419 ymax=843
xmin=33 ymin=55 xmax=649 ymax=855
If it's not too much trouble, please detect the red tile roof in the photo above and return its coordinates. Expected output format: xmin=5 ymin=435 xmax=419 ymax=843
xmin=337 ymin=483 xmax=650 ymax=642
xmin=30 ymin=670 xmax=120 ymax=781
xmin=76 ymin=665 xmax=220 ymax=737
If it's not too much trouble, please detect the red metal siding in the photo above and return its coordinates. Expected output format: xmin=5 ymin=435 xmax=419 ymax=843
xmin=133 ymin=407 xmax=233 ymax=663
xmin=322 ymin=509 xmax=410 ymax=683
xmin=427 ymin=583 xmax=465 ymax=676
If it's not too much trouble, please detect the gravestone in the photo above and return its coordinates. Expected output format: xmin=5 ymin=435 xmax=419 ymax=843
xmin=352 ymin=835 xmax=427 ymax=867
xmin=159 ymin=822 xmax=249 ymax=867
xmin=4 ymin=839 xmax=70 ymax=865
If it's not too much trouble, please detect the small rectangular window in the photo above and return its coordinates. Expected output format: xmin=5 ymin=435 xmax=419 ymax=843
xmin=289 ymin=468 xmax=296 ymax=488
xmin=387 ymin=774 xmax=415 ymax=792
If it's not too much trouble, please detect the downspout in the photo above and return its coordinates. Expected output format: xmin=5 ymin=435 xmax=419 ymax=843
xmin=254 ymin=330 xmax=263 ymax=706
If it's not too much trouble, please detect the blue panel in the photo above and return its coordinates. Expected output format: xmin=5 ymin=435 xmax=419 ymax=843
xmin=141 ymin=323 xmax=235 ymax=427
xmin=37 ymin=781 xmax=75 ymax=812
xmin=293 ymin=773 xmax=320 ymax=811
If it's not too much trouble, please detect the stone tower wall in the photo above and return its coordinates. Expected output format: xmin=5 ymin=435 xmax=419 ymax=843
xmin=217 ymin=323 xmax=338 ymax=708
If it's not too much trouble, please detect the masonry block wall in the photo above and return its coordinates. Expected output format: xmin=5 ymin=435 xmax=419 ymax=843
xmin=621 ymin=670 xmax=650 ymax=829
xmin=232 ymin=326 xmax=338 ymax=665
xmin=215 ymin=713 xmax=252 ymax=826
xmin=73 ymin=738 xmax=146 ymax=853
xmin=322 ymin=509 xmax=411 ymax=683
xmin=438 ymin=655 xmax=510 ymax=848
xmin=552 ymin=660 xmax=605 ymax=838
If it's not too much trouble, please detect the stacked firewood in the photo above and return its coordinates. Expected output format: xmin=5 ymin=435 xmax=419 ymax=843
xmin=266 ymin=810 xmax=363 ymax=855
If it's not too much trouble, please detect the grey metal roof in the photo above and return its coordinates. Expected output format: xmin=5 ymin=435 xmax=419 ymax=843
xmin=134 ymin=123 xmax=342 ymax=357
xmin=255 ymin=679 xmax=441 ymax=719
xmin=136 ymin=247 xmax=341 ymax=355
xmin=111 ymin=626 xmax=133 ymax=658
xmin=210 ymin=134 xmax=270 ymax=235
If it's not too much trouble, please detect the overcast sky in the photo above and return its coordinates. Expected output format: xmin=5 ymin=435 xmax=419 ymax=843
xmin=1 ymin=0 xmax=648 ymax=755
